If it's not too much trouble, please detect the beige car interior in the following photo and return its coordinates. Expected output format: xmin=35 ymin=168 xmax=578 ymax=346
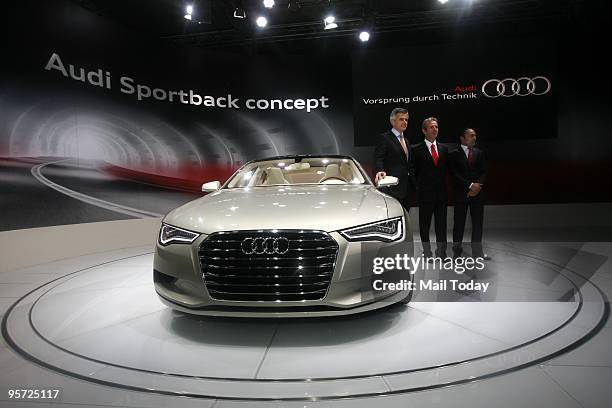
xmin=235 ymin=159 xmax=364 ymax=187
xmin=319 ymin=163 xmax=348 ymax=184
xmin=265 ymin=167 xmax=289 ymax=185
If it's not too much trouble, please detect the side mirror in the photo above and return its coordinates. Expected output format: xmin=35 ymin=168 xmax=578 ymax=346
xmin=377 ymin=176 xmax=399 ymax=188
xmin=201 ymin=181 xmax=221 ymax=192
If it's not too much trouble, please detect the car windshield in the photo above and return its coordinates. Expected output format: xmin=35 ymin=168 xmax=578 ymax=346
xmin=225 ymin=157 xmax=368 ymax=188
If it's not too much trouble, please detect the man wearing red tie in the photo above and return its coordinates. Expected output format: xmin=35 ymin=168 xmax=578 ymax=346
xmin=411 ymin=117 xmax=449 ymax=258
xmin=450 ymin=128 xmax=488 ymax=259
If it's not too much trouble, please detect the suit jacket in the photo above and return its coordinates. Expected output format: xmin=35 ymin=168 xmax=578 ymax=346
xmin=374 ymin=130 xmax=416 ymax=201
xmin=449 ymin=145 xmax=486 ymax=202
xmin=411 ymin=140 xmax=449 ymax=204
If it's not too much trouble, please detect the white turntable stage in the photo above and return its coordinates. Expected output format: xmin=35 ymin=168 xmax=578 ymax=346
xmin=1 ymin=242 xmax=610 ymax=406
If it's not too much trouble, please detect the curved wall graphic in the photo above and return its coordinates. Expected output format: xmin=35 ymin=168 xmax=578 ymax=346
xmin=0 ymin=0 xmax=354 ymax=231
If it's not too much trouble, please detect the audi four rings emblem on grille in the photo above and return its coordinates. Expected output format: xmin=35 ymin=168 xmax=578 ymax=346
xmin=481 ymin=76 xmax=551 ymax=98
xmin=241 ymin=237 xmax=290 ymax=255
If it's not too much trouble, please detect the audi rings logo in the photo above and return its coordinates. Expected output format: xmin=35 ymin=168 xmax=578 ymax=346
xmin=482 ymin=76 xmax=551 ymax=98
xmin=241 ymin=236 xmax=290 ymax=255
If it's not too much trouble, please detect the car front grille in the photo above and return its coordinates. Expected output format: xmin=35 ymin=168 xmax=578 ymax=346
xmin=199 ymin=230 xmax=338 ymax=302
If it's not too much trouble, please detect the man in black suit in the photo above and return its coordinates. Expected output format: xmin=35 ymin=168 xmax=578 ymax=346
xmin=450 ymin=128 xmax=488 ymax=259
xmin=374 ymin=108 xmax=416 ymax=212
xmin=411 ymin=117 xmax=449 ymax=257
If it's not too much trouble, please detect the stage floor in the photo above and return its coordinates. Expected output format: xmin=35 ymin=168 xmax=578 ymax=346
xmin=1 ymin=242 xmax=611 ymax=406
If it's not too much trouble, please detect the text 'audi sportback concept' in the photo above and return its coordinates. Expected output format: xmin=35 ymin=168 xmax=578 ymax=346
xmin=154 ymin=155 xmax=412 ymax=317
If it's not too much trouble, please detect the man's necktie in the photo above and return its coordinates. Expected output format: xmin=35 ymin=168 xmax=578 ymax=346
xmin=468 ymin=147 xmax=474 ymax=166
xmin=430 ymin=143 xmax=438 ymax=166
xmin=399 ymin=135 xmax=408 ymax=158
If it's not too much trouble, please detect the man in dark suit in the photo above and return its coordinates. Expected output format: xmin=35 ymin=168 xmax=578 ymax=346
xmin=374 ymin=108 xmax=416 ymax=212
xmin=450 ymin=128 xmax=488 ymax=259
xmin=411 ymin=117 xmax=449 ymax=257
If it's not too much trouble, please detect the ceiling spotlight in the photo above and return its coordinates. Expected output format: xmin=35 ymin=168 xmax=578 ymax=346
xmin=233 ymin=7 xmax=246 ymax=18
xmin=438 ymin=0 xmax=449 ymax=3
xmin=324 ymin=15 xmax=338 ymax=30
xmin=263 ymin=0 xmax=275 ymax=8
xmin=359 ymin=31 xmax=370 ymax=42
xmin=256 ymin=16 xmax=268 ymax=28
xmin=184 ymin=4 xmax=193 ymax=20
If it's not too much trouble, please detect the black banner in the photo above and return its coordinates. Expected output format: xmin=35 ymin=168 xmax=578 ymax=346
xmin=352 ymin=38 xmax=558 ymax=146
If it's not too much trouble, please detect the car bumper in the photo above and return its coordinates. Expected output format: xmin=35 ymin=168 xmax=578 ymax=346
xmin=154 ymin=231 xmax=413 ymax=317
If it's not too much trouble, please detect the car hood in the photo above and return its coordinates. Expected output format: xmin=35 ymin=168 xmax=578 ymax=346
xmin=164 ymin=185 xmax=390 ymax=234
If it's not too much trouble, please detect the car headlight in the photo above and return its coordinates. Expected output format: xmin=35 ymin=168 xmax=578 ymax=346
xmin=159 ymin=223 xmax=200 ymax=246
xmin=339 ymin=217 xmax=404 ymax=242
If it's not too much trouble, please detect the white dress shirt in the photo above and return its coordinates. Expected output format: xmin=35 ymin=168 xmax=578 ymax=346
xmin=391 ymin=128 xmax=403 ymax=141
xmin=424 ymin=139 xmax=438 ymax=156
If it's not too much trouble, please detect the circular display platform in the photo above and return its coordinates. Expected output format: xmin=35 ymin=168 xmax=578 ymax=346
xmin=2 ymin=244 xmax=607 ymax=401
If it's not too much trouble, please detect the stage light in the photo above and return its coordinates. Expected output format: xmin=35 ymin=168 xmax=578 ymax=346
xmin=438 ymin=0 xmax=449 ymax=4
xmin=359 ymin=31 xmax=370 ymax=42
xmin=263 ymin=0 xmax=275 ymax=8
xmin=324 ymin=15 xmax=338 ymax=30
xmin=256 ymin=16 xmax=268 ymax=28
xmin=233 ymin=7 xmax=246 ymax=18
xmin=184 ymin=4 xmax=193 ymax=20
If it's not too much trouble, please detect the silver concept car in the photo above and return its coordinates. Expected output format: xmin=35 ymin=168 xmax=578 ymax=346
xmin=154 ymin=155 xmax=412 ymax=317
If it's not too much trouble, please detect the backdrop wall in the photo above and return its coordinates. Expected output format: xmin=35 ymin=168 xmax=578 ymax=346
xmin=1 ymin=0 xmax=610 ymax=232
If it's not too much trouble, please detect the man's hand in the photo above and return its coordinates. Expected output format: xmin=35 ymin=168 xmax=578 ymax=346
xmin=467 ymin=183 xmax=482 ymax=197
xmin=375 ymin=171 xmax=386 ymax=184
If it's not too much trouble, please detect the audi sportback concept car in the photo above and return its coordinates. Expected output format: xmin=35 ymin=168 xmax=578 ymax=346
xmin=154 ymin=155 xmax=412 ymax=317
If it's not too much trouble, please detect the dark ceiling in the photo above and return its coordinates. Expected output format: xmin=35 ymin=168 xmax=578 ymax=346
xmin=72 ymin=0 xmax=595 ymax=53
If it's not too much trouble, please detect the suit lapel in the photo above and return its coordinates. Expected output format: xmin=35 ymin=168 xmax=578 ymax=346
xmin=458 ymin=145 xmax=468 ymax=167
xmin=418 ymin=143 xmax=434 ymax=168
xmin=474 ymin=147 xmax=481 ymax=164
xmin=437 ymin=143 xmax=445 ymax=162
